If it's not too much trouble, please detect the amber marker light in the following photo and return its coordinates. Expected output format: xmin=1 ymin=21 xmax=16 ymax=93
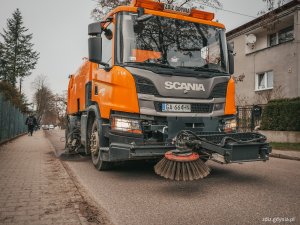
xmin=131 ymin=0 xmax=164 ymax=11
xmin=131 ymin=0 xmax=215 ymax=21
xmin=190 ymin=8 xmax=215 ymax=21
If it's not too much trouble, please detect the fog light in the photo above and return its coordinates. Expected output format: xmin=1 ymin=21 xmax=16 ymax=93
xmin=214 ymin=103 xmax=224 ymax=111
xmin=224 ymin=118 xmax=237 ymax=132
xmin=111 ymin=117 xmax=142 ymax=134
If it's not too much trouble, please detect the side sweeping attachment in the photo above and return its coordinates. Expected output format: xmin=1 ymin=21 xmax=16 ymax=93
xmin=154 ymin=131 xmax=210 ymax=181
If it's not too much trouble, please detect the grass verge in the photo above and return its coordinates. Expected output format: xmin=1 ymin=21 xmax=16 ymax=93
xmin=270 ymin=142 xmax=300 ymax=151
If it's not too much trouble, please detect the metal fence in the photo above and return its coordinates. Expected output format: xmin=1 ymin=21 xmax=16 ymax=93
xmin=0 ymin=93 xmax=27 ymax=144
xmin=236 ymin=105 xmax=265 ymax=132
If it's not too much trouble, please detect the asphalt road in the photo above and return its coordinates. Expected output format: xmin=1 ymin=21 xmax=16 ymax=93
xmin=46 ymin=129 xmax=300 ymax=225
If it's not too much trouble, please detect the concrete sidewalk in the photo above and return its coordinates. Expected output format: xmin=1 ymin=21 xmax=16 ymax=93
xmin=271 ymin=149 xmax=300 ymax=161
xmin=0 ymin=131 xmax=106 ymax=225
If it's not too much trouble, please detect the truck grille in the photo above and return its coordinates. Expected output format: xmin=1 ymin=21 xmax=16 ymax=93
xmin=133 ymin=75 xmax=160 ymax=96
xmin=210 ymin=82 xmax=228 ymax=98
xmin=134 ymin=74 xmax=228 ymax=100
xmin=154 ymin=102 xmax=213 ymax=113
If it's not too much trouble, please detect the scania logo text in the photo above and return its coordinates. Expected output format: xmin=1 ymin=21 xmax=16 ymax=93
xmin=164 ymin=81 xmax=205 ymax=92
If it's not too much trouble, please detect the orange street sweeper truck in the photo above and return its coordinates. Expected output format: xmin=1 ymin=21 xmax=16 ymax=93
xmin=65 ymin=0 xmax=271 ymax=180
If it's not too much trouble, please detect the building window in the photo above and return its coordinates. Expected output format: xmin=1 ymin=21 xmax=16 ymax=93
xmin=255 ymin=71 xmax=273 ymax=91
xmin=268 ymin=26 xmax=294 ymax=47
xmin=269 ymin=33 xmax=277 ymax=46
xmin=278 ymin=26 xmax=294 ymax=44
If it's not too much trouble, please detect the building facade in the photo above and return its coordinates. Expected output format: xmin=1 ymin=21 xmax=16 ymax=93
xmin=227 ymin=0 xmax=300 ymax=105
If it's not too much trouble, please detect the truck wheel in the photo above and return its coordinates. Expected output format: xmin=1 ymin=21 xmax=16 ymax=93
xmin=90 ymin=119 xmax=112 ymax=170
xmin=65 ymin=120 xmax=70 ymax=149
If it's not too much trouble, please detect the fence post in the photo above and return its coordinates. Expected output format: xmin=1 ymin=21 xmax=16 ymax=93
xmin=250 ymin=106 xmax=254 ymax=131
xmin=0 ymin=94 xmax=3 ymax=142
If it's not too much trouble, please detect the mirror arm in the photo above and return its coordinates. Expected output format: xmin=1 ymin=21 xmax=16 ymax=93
xmin=100 ymin=17 xmax=113 ymax=27
xmin=137 ymin=7 xmax=145 ymax=17
xmin=91 ymin=59 xmax=111 ymax=71
xmin=99 ymin=62 xmax=109 ymax=67
xmin=98 ymin=62 xmax=112 ymax=72
xmin=104 ymin=67 xmax=112 ymax=72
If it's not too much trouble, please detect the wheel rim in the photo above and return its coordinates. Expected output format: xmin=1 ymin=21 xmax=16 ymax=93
xmin=90 ymin=127 xmax=99 ymax=157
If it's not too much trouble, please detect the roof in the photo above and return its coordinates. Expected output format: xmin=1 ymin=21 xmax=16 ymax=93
xmin=227 ymin=0 xmax=300 ymax=37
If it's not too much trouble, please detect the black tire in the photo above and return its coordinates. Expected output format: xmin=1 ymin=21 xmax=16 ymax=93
xmin=65 ymin=117 xmax=70 ymax=150
xmin=90 ymin=118 xmax=113 ymax=171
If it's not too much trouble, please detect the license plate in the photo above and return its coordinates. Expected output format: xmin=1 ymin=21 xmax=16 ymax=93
xmin=161 ymin=103 xmax=191 ymax=112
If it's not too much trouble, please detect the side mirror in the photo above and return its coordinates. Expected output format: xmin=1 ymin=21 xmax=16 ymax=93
xmin=88 ymin=22 xmax=111 ymax=68
xmin=88 ymin=22 xmax=103 ymax=64
xmin=227 ymin=42 xmax=234 ymax=75
xmin=88 ymin=37 xmax=103 ymax=64
xmin=88 ymin=22 xmax=102 ymax=36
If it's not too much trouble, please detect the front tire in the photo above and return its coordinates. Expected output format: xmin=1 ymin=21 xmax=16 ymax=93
xmin=65 ymin=116 xmax=70 ymax=150
xmin=90 ymin=118 xmax=113 ymax=171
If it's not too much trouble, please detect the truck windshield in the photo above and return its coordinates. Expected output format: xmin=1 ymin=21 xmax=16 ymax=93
xmin=117 ymin=13 xmax=229 ymax=74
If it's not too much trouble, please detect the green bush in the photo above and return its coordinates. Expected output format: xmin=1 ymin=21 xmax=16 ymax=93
xmin=261 ymin=98 xmax=300 ymax=131
xmin=0 ymin=81 xmax=28 ymax=112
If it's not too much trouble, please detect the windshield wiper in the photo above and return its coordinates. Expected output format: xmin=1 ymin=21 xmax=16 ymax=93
xmin=124 ymin=62 xmax=175 ymax=69
xmin=192 ymin=66 xmax=225 ymax=73
xmin=174 ymin=66 xmax=228 ymax=77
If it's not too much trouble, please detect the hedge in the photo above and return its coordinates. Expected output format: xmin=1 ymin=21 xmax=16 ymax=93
xmin=261 ymin=98 xmax=300 ymax=131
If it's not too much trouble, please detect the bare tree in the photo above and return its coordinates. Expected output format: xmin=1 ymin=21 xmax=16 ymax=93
xmin=53 ymin=92 xmax=67 ymax=128
xmin=259 ymin=0 xmax=286 ymax=14
xmin=236 ymin=95 xmax=249 ymax=106
xmin=258 ymin=0 xmax=287 ymax=31
xmin=233 ymin=73 xmax=245 ymax=84
xmin=255 ymin=85 xmax=285 ymax=104
xmin=31 ymin=75 xmax=68 ymax=126
xmin=91 ymin=0 xmax=222 ymax=21
xmin=31 ymin=74 xmax=47 ymax=91
xmin=31 ymin=75 xmax=55 ymax=124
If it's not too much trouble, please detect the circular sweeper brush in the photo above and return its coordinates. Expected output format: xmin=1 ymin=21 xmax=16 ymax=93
xmin=154 ymin=150 xmax=210 ymax=181
xmin=154 ymin=130 xmax=211 ymax=181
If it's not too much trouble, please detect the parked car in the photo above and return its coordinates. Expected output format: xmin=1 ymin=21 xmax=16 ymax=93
xmin=49 ymin=124 xmax=54 ymax=129
xmin=42 ymin=125 xmax=49 ymax=130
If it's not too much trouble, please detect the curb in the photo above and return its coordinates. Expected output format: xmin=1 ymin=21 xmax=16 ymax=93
xmin=44 ymin=130 xmax=113 ymax=225
xmin=43 ymin=132 xmax=93 ymax=225
xmin=270 ymin=153 xmax=300 ymax=161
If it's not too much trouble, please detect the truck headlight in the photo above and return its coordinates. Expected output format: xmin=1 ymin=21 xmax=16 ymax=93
xmin=111 ymin=117 xmax=142 ymax=134
xmin=224 ymin=118 xmax=237 ymax=132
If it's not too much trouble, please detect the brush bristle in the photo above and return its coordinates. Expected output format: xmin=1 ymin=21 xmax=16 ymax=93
xmin=154 ymin=157 xmax=210 ymax=181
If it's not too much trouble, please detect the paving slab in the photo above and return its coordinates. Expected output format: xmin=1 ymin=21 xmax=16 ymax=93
xmin=0 ymin=131 xmax=112 ymax=225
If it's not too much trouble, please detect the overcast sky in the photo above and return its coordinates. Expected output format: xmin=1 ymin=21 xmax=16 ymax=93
xmin=0 ymin=0 xmax=268 ymax=102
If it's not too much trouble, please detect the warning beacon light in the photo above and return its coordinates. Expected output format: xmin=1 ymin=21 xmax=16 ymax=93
xmin=131 ymin=0 xmax=215 ymax=21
